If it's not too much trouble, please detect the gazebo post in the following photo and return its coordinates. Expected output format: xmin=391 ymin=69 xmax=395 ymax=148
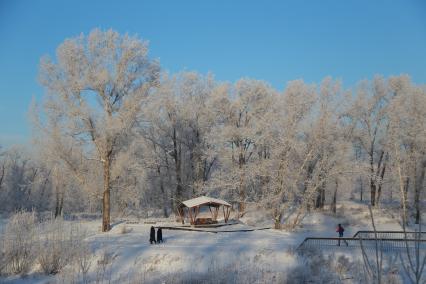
xmin=181 ymin=207 xmax=185 ymax=224
xmin=209 ymin=205 xmax=214 ymax=220
xmin=195 ymin=206 xmax=200 ymax=218
xmin=226 ymin=206 xmax=230 ymax=222
xmin=193 ymin=207 xmax=198 ymax=223
xmin=188 ymin=207 xmax=193 ymax=225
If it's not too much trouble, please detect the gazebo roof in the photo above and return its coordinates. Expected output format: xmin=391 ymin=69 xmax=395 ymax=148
xmin=181 ymin=196 xmax=231 ymax=208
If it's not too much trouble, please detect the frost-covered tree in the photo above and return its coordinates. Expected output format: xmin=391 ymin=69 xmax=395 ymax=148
xmin=265 ymin=79 xmax=317 ymax=228
xmin=36 ymin=29 xmax=160 ymax=231
xmin=266 ymin=78 xmax=350 ymax=229
xmin=387 ymin=75 xmax=426 ymax=225
xmin=344 ymin=76 xmax=391 ymax=206
xmin=209 ymin=79 xmax=277 ymax=216
xmin=141 ymin=72 xmax=218 ymax=215
xmin=0 ymin=146 xmax=55 ymax=213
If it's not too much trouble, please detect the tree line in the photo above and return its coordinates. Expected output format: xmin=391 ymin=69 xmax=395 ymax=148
xmin=0 ymin=29 xmax=424 ymax=231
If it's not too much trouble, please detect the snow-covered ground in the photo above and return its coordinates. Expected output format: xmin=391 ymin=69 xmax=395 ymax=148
xmin=1 ymin=201 xmax=424 ymax=283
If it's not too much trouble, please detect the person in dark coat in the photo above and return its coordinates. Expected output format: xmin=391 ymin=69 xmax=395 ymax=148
xmin=336 ymin=224 xmax=348 ymax=246
xmin=149 ymin=226 xmax=156 ymax=244
xmin=157 ymin=227 xmax=163 ymax=243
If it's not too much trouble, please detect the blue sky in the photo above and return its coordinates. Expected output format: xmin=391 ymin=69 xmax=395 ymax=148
xmin=0 ymin=0 xmax=425 ymax=146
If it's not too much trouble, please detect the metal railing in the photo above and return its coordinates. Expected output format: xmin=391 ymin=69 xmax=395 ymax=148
xmin=297 ymin=231 xmax=426 ymax=252
xmin=353 ymin=231 xmax=426 ymax=240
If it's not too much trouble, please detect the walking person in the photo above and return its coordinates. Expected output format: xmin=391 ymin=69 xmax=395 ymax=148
xmin=157 ymin=227 xmax=163 ymax=243
xmin=336 ymin=224 xmax=348 ymax=246
xmin=149 ymin=226 xmax=156 ymax=244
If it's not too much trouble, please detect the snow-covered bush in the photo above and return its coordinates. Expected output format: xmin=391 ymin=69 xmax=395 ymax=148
xmin=331 ymin=255 xmax=353 ymax=278
xmin=95 ymin=250 xmax=117 ymax=283
xmin=1 ymin=211 xmax=38 ymax=275
xmin=124 ymin=254 xmax=286 ymax=284
xmin=54 ymin=240 xmax=93 ymax=284
xmin=287 ymin=248 xmax=341 ymax=283
xmin=0 ymin=234 xmax=5 ymax=275
xmin=74 ymin=241 xmax=92 ymax=282
xmin=119 ymin=224 xmax=131 ymax=234
xmin=38 ymin=218 xmax=86 ymax=275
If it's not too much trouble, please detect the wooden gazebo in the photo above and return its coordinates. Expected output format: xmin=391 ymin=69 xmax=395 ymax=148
xmin=177 ymin=196 xmax=231 ymax=225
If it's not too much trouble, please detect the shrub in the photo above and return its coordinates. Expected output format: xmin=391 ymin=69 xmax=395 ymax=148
xmin=95 ymin=250 xmax=117 ymax=283
xmin=288 ymin=249 xmax=340 ymax=284
xmin=1 ymin=211 xmax=38 ymax=275
xmin=120 ymin=224 xmax=131 ymax=234
xmin=0 ymin=234 xmax=5 ymax=275
xmin=74 ymin=241 xmax=93 ymax=282
xmin=38 ymin=218 xmax=86 ymax=275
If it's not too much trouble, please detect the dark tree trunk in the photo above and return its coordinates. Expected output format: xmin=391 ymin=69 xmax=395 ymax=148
xmin=164 ymin=149 xmax=175 ymax=213
xmin=0 ymin=164 xmax=5 ymax=191
xmin=54 ymin=185 xmax=64 ymax=218
xmin=157 ymin=165 xmax=168 ymax=218
xmin=102 ymin=156 xmax=111 ymax=232
xmin=238 ymin=149 xmax=246 ymax=217
xmin=39 ymin=170 xmax=51 ymax=209
xmin=370 ymin=145 xmax=376 ymax=206
xmin=315 ymin=176 xmax=326 ymax=209
xmin=401 ymin=177 xmax=410 ymax=225
xmin=370 ymin=182 xmax=376 ymax=206
xmin=414 ymin=160 xmax=425 ymax=224
xmin=273 ymin=208 xmax=282 ymax=229
xmin=172 ymin=128 xmax=183 ymax=212
xmin=54 ymin=187 xmax=60 ymax=218
xmin=153 ymin=141 xmax=168 ymax=218
xmin=376 ymin=162 xmax=386 ymax=205
xmin=331 ymin=180 xmax=338 ymax=214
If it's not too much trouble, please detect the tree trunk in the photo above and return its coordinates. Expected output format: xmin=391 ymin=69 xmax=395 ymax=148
xmin=58 ymin=191 xmax=64 ymax=217
xmin=238 ymin=168 xmax=245 ymax=217
xmin=375 ymin=153 xmax=387 ymax=205
xmin=164 ymin=150 xmax=174 ymax=213
xmin=369 ymin=145 xmax=376 ymax=206
xmin=54 ymin=186 xmax=61 ymax=218
xmin=331 ymin=180 xmax=338 ymax=214
xmin=404 ymin=177 xmax=409 ymax=210
xmin=315 ymin=175 xmax=326 ymax=209
xmin=157 ymin=165 xmax=168 ymax=218
xmin=238 ymin=149 xmax=246 ymax=217
xmin=102 ymin=157 xmax=111 ymax=232
xmin=172 ymin=128 xmax=183 ymax=212
xmin=238 ymin=191 xmax=245 ymax=216
xmin=370 ymin=181 xmax=376 ymax=207
xmin=0 ymin=164 xmax=5 ymax=191
xmin=414 ymin=161 xmax=425 ymax=224
xmin=273 ymin=208 xmax=281 ymax=229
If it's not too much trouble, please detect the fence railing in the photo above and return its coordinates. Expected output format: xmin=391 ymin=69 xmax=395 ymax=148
xmin=353 ymin=231 xmax=426 ymax=240
xmin=297 ymin=231 xmax=426 ymax=252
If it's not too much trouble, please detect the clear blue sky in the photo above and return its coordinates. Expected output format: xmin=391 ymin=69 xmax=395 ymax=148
xmin=0 ymin=0 xmax=425 ymax=146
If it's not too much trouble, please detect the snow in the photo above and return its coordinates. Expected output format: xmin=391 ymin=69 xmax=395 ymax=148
xmin=1 ymin=201 xmax=424 ymax=283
